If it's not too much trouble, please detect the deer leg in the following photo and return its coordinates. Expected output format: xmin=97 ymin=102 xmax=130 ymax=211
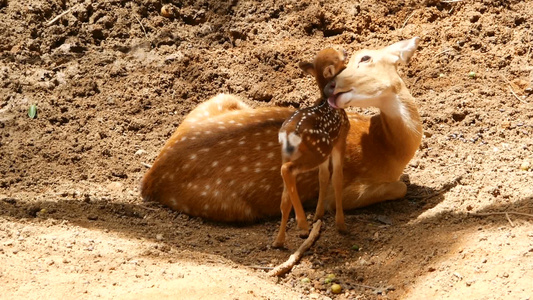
xmin=272 ymin=186 xmax=292 ymax=248
xmin=314 ymin=159 xmax=331 ymax=221
xmin=281 ymin=162 xmax=310 ymax=238
xmin=331 ymin=147 xmax=347 ymax=233
xmin=342 ymin=181 xmax=407 ymax=210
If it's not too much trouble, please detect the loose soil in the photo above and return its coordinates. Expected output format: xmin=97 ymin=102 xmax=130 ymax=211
xmin=1 ymin=0 xmax=532 ymax=299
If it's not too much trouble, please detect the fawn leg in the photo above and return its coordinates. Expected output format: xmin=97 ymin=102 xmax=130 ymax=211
xmin=272 ymin=185 xmax=292 ymax=248
xmin=281 ymin=162 xmax=310 ymax=238
xmin=331 ymin=147 xmax=347 ymax=233
xmin=314 ymin=159 xmax=331 ymax=221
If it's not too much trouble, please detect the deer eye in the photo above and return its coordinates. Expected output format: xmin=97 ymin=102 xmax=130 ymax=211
xmin=360 ymin=55 xmax=371 ymax=63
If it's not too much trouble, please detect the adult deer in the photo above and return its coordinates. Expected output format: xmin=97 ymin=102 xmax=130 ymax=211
xmin=274 ymin=48 xmax=349 ymax=247
xmin=140 ymin=37 xmax=422 ymax=227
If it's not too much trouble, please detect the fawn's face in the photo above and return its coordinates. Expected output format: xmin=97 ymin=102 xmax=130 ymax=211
xmin=299 ymin=48 xmax=348 ymax=97
xmin=328 ymin=37 xmax=420 ymax=109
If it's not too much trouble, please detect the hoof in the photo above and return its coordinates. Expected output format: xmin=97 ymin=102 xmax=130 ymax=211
xmin=336 ymin=223 xmax=348 ymax=234
xmin=298 ymin=229 xmax=310 ymax=239
xmin=272 ymin=240 xmax=285 ymax=249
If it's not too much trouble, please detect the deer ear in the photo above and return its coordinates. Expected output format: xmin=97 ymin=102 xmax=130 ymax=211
xmin=299 ymin=61 xmax=317 ymax=77
xmin=385 ymin=37 xmax=420 ymax=64
xmin=322 ymin=65 xmax=336 ymax=79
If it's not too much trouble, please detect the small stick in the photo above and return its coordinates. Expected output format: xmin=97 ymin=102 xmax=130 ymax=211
xmin=139 ymin=205 xmax=159 ymax=211
xmin=470 ymin=211 xmax=533 ymax=218
xmin=249 ymin=266 xmax=274 ymax=270
xmin=351 ymin=282 xmax=380 ymax=291
xmin=508 ymin=87 xmax=527 ymax=104
xmin=505 ymin=212 xmax=515 ymax=227
xmin=434 ymin=48 xmax=454 ymax=57
xmin=441 ymin=0 xmax=465 ymax=3
xmin=402 ymin=11 xmax=416 ymax=29
xmin=268 ymin=220 xmax=322 ymax=277
xmin=47 ymin=6 xmax=75 ymax=26
xmin=499 ymin=74 xmax=528 ymax=104
xmin=133 ymin=15 xmax=148 ymax=38
xmin=141 ymin=162 xmax=153 ymax=168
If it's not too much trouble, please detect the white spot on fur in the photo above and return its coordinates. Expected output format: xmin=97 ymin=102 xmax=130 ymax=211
xmin=288 ymin=132 xmax=302 ymax=148
xmin=225 ymin=166 xmax=233 ymax=172
xmin=212 ymin=161 xmax=219 ymax=167
xmin=190 ymin=154 xmax=197 ymax=160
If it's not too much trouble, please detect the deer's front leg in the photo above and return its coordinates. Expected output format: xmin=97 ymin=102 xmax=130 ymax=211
xmin=314 ymin=159 xmax=331 ymax=221
xmin=272 ymin=185 xmax=292 ymax=248
xmin=281 ymin=162 xmax=309 ymax=238
xmin=331 ymin=147 xmax=347 ymax=233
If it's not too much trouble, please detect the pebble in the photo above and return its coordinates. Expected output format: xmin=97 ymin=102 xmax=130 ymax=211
xmin=135 ymin=149 xmax=147 ymax=156
xmin=156 ymin=234 xmax=164 ymax=241
xmin=520 ymin=160 xmax=530 ymax=171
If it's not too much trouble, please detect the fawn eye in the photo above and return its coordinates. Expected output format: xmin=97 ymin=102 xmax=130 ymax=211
xmin=360 ymin=55 xmax=371 ymax=63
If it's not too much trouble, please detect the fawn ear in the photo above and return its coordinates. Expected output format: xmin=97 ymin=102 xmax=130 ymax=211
xmin=385 ymin=37 xmax=420 ymax=64
xmin=299 ymin=61 xmax=317 ymax=77
xmin=322 ymin=65 xmax=336 ymax=79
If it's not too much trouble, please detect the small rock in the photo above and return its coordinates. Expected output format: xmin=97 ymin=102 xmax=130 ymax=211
xmin=135 ymin=149 xmax=147 ymax=156
xmin=87 ymin=214 xmax=98 ymax=221
xmin=156 ymin=234 xmax=164 ymax=241
xmin=520 ymin=160 xmax=530 ymax=171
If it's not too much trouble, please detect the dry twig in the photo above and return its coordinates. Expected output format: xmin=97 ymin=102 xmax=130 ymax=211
xmin=249 ymin=266 xmax=274 ymax=270
xmin=141 ymin=162 xmax=153 ymax=168
xmin=499 ymin=74 xmax=528 ymax=104
xmin=504 ymin=212 xmax=515 ymax=227
xmin=268 ymin=220 xmax=322 ymax=277
xmin=470 ymin=211 xmax=533 ymax=219
xmin=133 ymin=15 xmax=148 ymax=39
xmin=402 ymin=11 xmax=416 ymax=29
xmin=47 ymin=6 xmax=78 ymax=26
xmin=139 ymin=205 xmax=159 ymax=212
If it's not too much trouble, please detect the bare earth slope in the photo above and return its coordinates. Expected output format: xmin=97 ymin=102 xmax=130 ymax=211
xmin=1 ymin=0 xmax=532 ymax=299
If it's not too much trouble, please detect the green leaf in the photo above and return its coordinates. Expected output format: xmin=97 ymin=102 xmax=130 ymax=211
xmin=28 ymin=105 xmax=37 ymax=119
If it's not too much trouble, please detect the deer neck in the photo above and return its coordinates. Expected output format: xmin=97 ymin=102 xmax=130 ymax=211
xmin=376 ymin=87 xmax=422 ymax=159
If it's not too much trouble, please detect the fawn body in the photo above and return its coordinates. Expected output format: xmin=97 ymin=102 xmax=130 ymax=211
xmin=140 ymin=37 xmax=422 ymax=223
xmin=274 ymin=48 xmax=349 ymax=247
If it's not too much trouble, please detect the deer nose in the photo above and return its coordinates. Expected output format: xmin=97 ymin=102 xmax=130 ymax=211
xmin=324 ymin=81 xmax=335 ymax=97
